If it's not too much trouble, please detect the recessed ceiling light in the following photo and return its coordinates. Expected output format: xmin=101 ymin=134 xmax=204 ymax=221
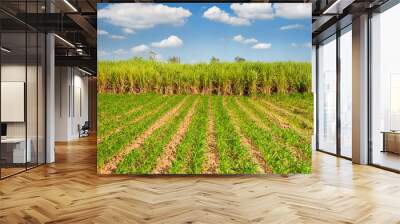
xmin=63 ymin=0 xmax=78 ymax=12
xmin=54 ymin=34 xmax=75 ymax=48
xmin=1 ymin=47 xmax=11 ymax=53
xmin=78 ymin=67 xmax=92 ymax=76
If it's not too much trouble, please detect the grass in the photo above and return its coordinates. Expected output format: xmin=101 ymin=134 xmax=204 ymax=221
xmin=97 ymin=95 xmax=184 ymax=169
xmin=98 ymin=59 xmax=311 ymax=95
xmin=98 ymin=93 xmax=312 ymax=174
xmin=97 ymin=59 xmax=313 ymax=174
xmin=169 ymin=96 xmax=209 ymax=174
xmin=116 ymin=96 xmax=196 ymax=174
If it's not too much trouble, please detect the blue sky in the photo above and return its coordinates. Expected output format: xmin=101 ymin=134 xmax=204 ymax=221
xmin=97 ymin=3 xmax=311 ymax=63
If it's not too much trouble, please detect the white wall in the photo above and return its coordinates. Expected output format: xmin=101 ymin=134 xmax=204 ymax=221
xmin=55 ymin=67 xmax=89 ymax=141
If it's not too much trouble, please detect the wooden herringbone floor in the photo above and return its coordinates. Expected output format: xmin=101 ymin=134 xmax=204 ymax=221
xmin=1 ymin=136 xmax=400 ymax=223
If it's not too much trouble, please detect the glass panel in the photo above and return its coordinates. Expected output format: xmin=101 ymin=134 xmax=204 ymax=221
xmin=38 ymin=32 xmax=45 ymax=165
xmin=26 ymin=0 xmax=40 ymax=169
xmin=27 ymin=31 xmax=38 ymax=169
xmin=1 ymin=30 xmax=27 ymax=177
xmin=340 ymin=27 xmax=352 ymax=158
xmin=0 ymin=1 xmax=46 ymax=178
xmin=318 ymin=35 xmax=337 ymax=154
xmin=371 ymin=4 xmax=400 ymax=171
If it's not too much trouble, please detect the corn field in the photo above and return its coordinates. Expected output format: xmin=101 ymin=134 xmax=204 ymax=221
xmin=98 ymin=59 xmax=312 ymax=95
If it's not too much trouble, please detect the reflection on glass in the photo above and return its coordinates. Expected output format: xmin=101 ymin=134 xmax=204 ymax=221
xmin=0 ymin=1 xmax=47 ymax=178
xmin=318 ymin=35 xmax=337 ymax=154
xmin=340 ymin=27 xmax=352 ymax=158
xmin=371 ymin=3 xmax=400 ymax=171
xmin=38 ymin=33 xmax=46 ymax=165
xmin=1 ymin=31 xmax=27 ymax=177
xmin=27 ymin=31 xmax=38 ymax=169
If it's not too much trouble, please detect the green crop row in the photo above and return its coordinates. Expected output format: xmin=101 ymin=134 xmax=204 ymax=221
xmin=238 ymin=97 xmax=311 ymax=173
xmin=213 ymin=96 xmax=258 ymax=174
xmin=169 ymin=96 xmax=209 ymax=174
xmin=261 ymin=93 xmax=314 ymax=119
xmin=97 ymin=94 xmax=312 ymax=174
xmin=116 ymin=96 xmax=197 ymax=174
xmin=250 ymin=99 xmax=313 ymax=139
xmin=226 ymin=97 xmax=303 ymax=174
xmin=97 ymin=95 xmax=185 ymax=169
xmin=98 ymin=59 xmax=311 ymax=95
xmin=97 ymin=94 xmax=167 ymax=139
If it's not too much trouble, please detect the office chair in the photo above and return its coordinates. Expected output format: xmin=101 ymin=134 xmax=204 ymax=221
xmin=79 ymin=121 xmax=90 ymax=138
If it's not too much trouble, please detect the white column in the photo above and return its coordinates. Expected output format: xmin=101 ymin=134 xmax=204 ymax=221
xmin=46 ymin=32 xmax=55 ymax=163
xmin=352 ymin=14 xmax=369 ymax=164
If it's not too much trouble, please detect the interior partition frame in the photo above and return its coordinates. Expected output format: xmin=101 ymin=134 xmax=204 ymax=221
xmin=366 ymin=1 xmax=400 ymax=173
xmin=315 ymin=22 xmax=352 ymax=161
xmin=0 ymin=1 xmax=48 ymax=180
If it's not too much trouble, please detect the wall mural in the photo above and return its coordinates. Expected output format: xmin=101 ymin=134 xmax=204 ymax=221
xmin=97 ymin=3 xmax=313 ymax=175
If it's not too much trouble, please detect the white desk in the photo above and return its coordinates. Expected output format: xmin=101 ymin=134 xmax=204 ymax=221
xmin=1 ymin=138 xmax=31 ymax=163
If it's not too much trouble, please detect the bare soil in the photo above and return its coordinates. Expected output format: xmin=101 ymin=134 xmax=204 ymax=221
xmin=224 ymin=98 xmax=271 ymax=174
xmin=99 ymin=96 xmax=189 ymax=174
xmin=97 ymin=99 xmax=168 ymax=144
xmin=152 ymin=99 xmax=199 ymax=174
xmin=203 ymin=98 xmax=219 ymax=174
xmin=235 ymin=98 xmax=307 ymax=162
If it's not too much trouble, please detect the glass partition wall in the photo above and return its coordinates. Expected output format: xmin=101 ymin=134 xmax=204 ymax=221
xmin=317 ymin=35 xmax=337 ymax=155
xmin=370 ymin=3 xmax=400 ymax=171
xmin=316 ymin=25 xmax=352 ymax=159
xmin=0 ymin=2 xmax=46 ymax=179
xmin=339 ymin=26 xmax=352 ymax=159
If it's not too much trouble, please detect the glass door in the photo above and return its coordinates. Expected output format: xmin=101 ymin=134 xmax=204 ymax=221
xmin=317 ymin=35 xmax=337 ymax=154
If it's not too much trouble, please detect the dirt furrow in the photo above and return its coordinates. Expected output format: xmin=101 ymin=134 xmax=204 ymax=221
xmin=97 ymin=99 xmax=168 ymax=144
xmin=152 ymin=99 xmax=199 ymax=174
xmin=224 ymin=98 xmax=271 ymax=174
xmin=99 ymin=96 xmax=189 ymax=174
xmin=203 ymin=97 xmax=219 ymax=174
xmin=250 ymin=100 xmax=311 ymax=140
xmin=261 ymin=99 xmax=313 ymax=127
xmin=235 ymin=98 xmax=307 ymax=162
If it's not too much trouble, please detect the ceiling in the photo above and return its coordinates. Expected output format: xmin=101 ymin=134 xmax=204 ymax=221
xmin=0 ymin=0 xmax=97 ymax=74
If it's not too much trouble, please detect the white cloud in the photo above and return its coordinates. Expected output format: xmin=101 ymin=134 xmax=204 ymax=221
xmin=233 ymin=35 xmax=258 ymax=44
xmin=98 ymin=3 xmax=191 ymax=31
xmin=98 ymin=50 xmax=109 ymax=57
xmin=123 ymin=28 xmax=135 ymax=34
xmin=252 ymin=43 xmax=271 ymax=50
xmin=203 ymin=6 xmax=250 ymax=26
xmin=98 ymin=29 xmax=109 ymax=35
xmin=111 ymin=35 xmax=126 ymax=40
xmin=203 ymin=3 xmax=309 ymax=27
xmin=274 ymin=3 xmax=311 ymax=19
xmin=290 ymin=42 xmax=311 ymax=48
xmin=113 ymin=49 xmax=128 ymax=55
xmin=243 ymin=38 xmax=258 ymax=44
xmin=280 ymin=24 xmax=304 ymax=30
xmin=151 ymin=35 xmax=183 ymax=48
xmin=230 ymin=3 xmax=274 ymax=20
xmin=233 ymin=35 xmax=244 ymax=42
xmin=131 ymin=44 xmax=150 ymax=53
